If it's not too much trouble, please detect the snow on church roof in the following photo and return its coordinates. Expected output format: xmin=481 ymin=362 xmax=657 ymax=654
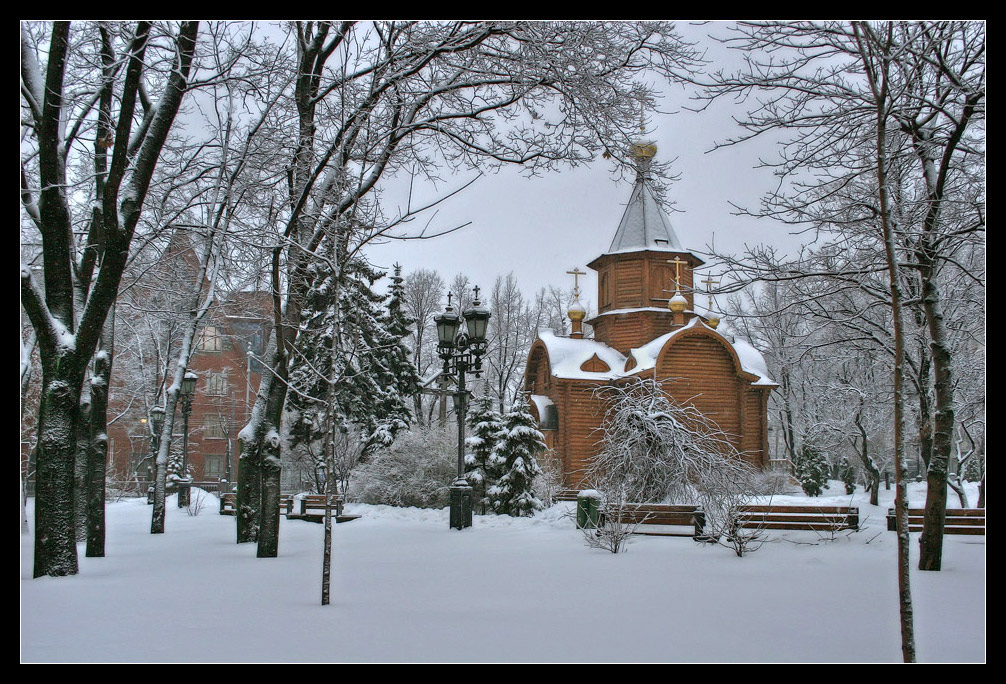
xmin=535 ymin=329 xmax=627 ymax=381
xmin=731 ymin=337 xmax=776 ymax=386
xmin=535 ymin=318 xmax=776 ymax=386
xmin=605 ymin=176 xmax=684 ymax=255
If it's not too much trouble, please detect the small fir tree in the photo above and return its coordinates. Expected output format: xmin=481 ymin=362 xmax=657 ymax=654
xmin=839 ymin=456 xmax=857 ymax=495
xmin=793 ymin=443 xmax=829 ymax=497
xmin=488 ymin=396 xmax=545 ymax=517
xmin=464 ymin=390 xmax=506 ymax=514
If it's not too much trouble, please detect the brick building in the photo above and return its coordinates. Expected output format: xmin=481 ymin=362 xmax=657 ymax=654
xmin=106 ymin=234 xmax=272 ymax=488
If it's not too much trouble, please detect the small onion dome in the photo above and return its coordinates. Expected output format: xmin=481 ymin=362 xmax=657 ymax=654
xmin=568 ymin=298 xmax=586 ymax=322
xmin=630 ymin=141 xmax=658 ymax=159
xmin=668 ymin=289 xmax=687 ymax=313
xmin=706 ymin=315 xmax=720 ymax=329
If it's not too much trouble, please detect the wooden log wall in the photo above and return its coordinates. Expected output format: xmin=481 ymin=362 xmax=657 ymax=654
xmin=656 ymin=333 xmax=744 ymax=453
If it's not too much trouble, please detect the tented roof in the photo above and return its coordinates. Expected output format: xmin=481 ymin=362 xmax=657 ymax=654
xmin=605 ymin=177 xmax=683 ymax=254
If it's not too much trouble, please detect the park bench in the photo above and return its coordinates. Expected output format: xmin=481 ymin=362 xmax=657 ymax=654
xmin=599 ymin=503 xmax=706 ymax=538
xmin=218 ymin=492 xmax=293 ymax=517
xmin=736 ymin=505 xmax=860 ymax=532
xmin=287 ymin=494 xmax=361 ymax=524
xmin=886 ymin=508 xmax=985 ymax=535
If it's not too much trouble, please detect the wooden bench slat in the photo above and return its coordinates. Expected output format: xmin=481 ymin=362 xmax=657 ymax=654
xmin=740 ymin=505 xmax=858 ymax=514
xmin=738 ymin=514 xmax=858 ymax=524
xmin=904 ymin=508 xmax=985 ymax=517
xmin=597 ymin=503 xmax=705 ymax=538
xmin=886 ymin=508 xmax=985 ymax=535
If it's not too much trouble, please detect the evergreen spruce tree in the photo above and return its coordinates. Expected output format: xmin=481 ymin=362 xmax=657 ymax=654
xmin=287 ymin=257 xmax=419 ymax=475
xmin=374 ymin=264 xmax=422 ymax=444
xmin=464 ymin=390 xmax=506 ymax=514
xmin=488 ymin=396 xmax=545 ymax=516
xmin=793 ymin=443 xmax=829 ymax=497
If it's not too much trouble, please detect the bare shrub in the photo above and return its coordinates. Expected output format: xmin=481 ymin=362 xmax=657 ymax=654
xmin=186 ymin=489 xmax=207 ymax=517
xmin=581 ymin=486 xmax=644 ymax=554
xmin=532 ymin=449 xmax=565 ymax=509
xmin=352 ymin=425 xmax=456 ymax=508
xmin=588 ymin=379 xmax=766 ymax=556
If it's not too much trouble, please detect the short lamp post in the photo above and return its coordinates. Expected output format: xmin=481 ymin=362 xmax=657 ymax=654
xmin=177 ymin=371 xmax=198 ymax=508
xmin=434 ymin=288 xmax=491 ymax=530
xmin=147 ymin=406 xmax=165 ymax=504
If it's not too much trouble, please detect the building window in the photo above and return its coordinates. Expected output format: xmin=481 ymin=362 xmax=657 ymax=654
xmin=206 ymin=371 xmax=228 ymax=396
xmin=204 ymin=415 xmax=229 ymax=439
xmin=198 ymin=326 xmax=222 ymax=352
xmin=204 ymin=454 xmax=226 ymax=479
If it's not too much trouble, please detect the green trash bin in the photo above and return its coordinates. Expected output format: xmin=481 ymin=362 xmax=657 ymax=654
xmin=577 ymin=490 xmax=601 ymax=529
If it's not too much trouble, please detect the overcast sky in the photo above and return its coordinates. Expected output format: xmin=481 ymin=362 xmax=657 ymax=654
xmin=364 ymin=22 xmax=797 ymax=312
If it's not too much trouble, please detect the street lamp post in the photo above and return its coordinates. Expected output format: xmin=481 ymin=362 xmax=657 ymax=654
xmin=147 ymin=406 xmax=165 ymax=504
xmin=434 ymin=288 xmax=491 ymax=530
xmin=177 ymin=371 xmax=198 ymax=508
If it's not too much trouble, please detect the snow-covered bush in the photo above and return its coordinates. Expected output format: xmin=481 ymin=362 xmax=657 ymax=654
xmin=793 ymin=444 xmax=829 ymax=497
xmin=352 ymin=425 xmax=456 ymax=508
xmin=582 ymin=485 xmax=638 ymax=554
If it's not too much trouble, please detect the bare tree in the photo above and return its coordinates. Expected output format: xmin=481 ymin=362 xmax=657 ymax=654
xmin=403 ymin=268 xmax=446 ymax=422
xmin=487 ymin=272 xmax=530 ymax=411
xmin=20 ymin=21 xmax=199 ymax=577
xmin=701 ymin=22 xmax=983 ymax=581
xmin=696 ymin=20 xmax=983 ymax=660
xmin=587 ymin=379 xmax=755 ymax=502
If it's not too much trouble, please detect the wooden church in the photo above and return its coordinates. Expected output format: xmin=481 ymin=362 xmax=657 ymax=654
xmin=523 ymin=141 xmax=777 ymax=489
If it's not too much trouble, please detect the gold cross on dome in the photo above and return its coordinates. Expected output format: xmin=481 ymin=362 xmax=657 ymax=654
xmin=701 ymin=274 xmax=721 ymax=311
xmin=566 ymin=267 xmax=585 ymax=297
xmin=667 ymin=256 xmax=687 ymax=286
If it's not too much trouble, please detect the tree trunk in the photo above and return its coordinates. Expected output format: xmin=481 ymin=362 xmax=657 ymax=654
xmin=853 ymin=398 xmax=881 ymax=507
xmin=85 ymin=326 xmax=113 ymax=557
xmin=73 ymin=395 xmax=91 ymax=542
xmin=33 ymin=363 xmax=86 ymax=577
xmin=947 ymin=477 xmax=968 ymax=508
xmin=856 ymin=21 xmax=916 ymax=659
xmin=256 ymin=436 xmax=283 ymax=558
xmin=917 ymin=260 xmax=955 ymax=571
xmin=236 ymin=437 xmax=262 ymax=543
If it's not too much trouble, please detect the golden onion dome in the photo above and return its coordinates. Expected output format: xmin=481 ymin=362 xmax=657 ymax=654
xmin=668 ymin=289 xmax=688 ymax=314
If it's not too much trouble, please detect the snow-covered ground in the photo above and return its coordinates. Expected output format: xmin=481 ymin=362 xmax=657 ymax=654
xmin=20 ymin=482 xmax=984 ymax=663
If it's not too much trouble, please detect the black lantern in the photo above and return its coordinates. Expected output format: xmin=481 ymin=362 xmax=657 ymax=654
xmin=146 ymin=408 xmax=165 ymax=505
xmin=177 ymin=371 xmax=198 ymax=508
xmin=435 ymin=300 xmax=461 ymax=349
xmin=464 ymin=300 xmax=490 ymax=343
xmin=150 ymin=406 xmax=165 ymax=434
xmin=181 ymin=370 xmax=198 ymax=397
xmin=435 ymin=288 xmax=491 ymax=531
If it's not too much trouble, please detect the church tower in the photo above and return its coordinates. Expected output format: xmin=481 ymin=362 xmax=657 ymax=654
xmin=586 ymin=140 xmax=704 ymax=355
xmin=523 ymin=138 xmax=777 ymax=488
